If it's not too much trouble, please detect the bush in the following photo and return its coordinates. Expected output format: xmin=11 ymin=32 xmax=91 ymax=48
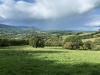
xmin=94 ymin=38 xmax=100 ymax=45
xmin=63 ymin=42 xmax=72 ymax=49
xmin=83 ymin=41 xmax=94 ymax=50
xmin=9 ymin=39 xmax=28 ymax=46
xmin=94 ymin=45 xmax=100 ymax=50
xmin=63 ymin=35 xmax=83 ymax=50
xmin=93 ymin=38 xmax=100 ymax=50
xmin=45 ymin=35 xmax=63 ymax=47
xmin=0 ymin=38 xmax=28 ymax=47
xmin=0 ymin=39 xmax=10 ymax=47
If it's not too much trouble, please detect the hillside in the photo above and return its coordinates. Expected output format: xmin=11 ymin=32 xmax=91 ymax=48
xmin=0 ymin=24 xmax=39 ymax=34
xmin=0 ymin=24 xmax=16 ymax=28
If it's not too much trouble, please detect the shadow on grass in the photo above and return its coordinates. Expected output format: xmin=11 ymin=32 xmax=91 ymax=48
xmin=0 ymin=50 xmax=100 ymax=75
xmin=0 ymin=50 xmax=67 ymax=56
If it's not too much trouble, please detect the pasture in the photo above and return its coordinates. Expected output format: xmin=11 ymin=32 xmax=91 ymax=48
xmin=0 ymin=46 xmax=100 ymax=75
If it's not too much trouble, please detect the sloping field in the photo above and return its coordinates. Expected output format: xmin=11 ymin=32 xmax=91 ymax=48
xmin=0 ymin=46 xmax=100 ymax=75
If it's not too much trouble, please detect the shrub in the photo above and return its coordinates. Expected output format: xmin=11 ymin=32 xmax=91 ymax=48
xmin=63 ymin=35 xmax=83 ymax=50
xmin=94 ymin=45 xmax=100 ymax=50
xmin=0 ymin=39 xmax=10 ymax=47
xmin=63 ymin=42 xmax=72 ymax=49
xmin=93 ymin=38 xmax=100 ymax=50
xmin=94 ymin=38 xmax=100 ymax=45
xmin=45 ymin=35 xmax=63 ymax=47
xmin=9 ymin=39 xmax=28 ymax=46
xmin=0 ymin=38 xmax=28 ymax=47
xmin=83 ymin=41 xmax=94 ymax=50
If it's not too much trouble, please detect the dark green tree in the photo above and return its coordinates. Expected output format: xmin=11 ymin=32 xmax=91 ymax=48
xmin=29 ymin=34 xmax=45 ymax=48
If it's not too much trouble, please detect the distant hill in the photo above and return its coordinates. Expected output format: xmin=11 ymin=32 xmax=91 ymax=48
xmin=0 ymin=24 xmax=38 ymax=30
xmin=0 ymin=24 xmax=16 ymax=28
xmin=0 ymin=24 xmax=39 ymax=34
xmin=15 ymin=26 xmax=39 ymax=30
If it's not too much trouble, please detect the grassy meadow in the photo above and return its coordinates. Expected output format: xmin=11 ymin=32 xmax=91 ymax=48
xmin=0 ymin=46 xmax=100 ymax=75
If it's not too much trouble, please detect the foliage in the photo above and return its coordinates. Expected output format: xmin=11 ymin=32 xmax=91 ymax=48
xmin=9 ymin=39 xmax=28 ymax=46
xmin=0 ymin=39 xmax=10 ymax=47
xmin=45 ymin=35 xmax=63 ymax=47
xmin=93 ymin=38 xmax=100 ymax=50
xmin=83 ymin=41 xmax=94 ymax=50
xmin=63 ymin=42 xmax=72 ymax=49
xmin=0 ymin=38 xmax=28 ymax=47
xmin=94 ymin=45 xmax=100 ymax=50
xmin=94 ymin=38 xmax=100 ymax=45
xmin=63 ymin=35 xmax=83 ymax=49
xmin=29 ymin=34 xmax=45 ymax=48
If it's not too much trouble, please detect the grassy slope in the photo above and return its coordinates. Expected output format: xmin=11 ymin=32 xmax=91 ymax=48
xmin=0 ymin=46 xmax=100 ymax=75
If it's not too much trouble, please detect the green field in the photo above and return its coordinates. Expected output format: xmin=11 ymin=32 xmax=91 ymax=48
xmin=0 ymin=46 xmax=100 ymax=75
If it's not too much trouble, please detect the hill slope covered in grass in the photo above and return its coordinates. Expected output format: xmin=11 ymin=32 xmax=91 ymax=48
xmin=0 ymin=46 xmax=100 ymax=75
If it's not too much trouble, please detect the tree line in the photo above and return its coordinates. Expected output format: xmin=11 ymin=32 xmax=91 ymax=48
xmin=0 ymin=32 xmax=100 ymax=50
xmin=0 ymin=39 xmax=28 ymax=47
xmin=28 ymin=33 xmax=95 ymax=50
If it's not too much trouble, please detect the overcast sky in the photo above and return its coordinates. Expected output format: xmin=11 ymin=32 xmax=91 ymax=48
xmin=0 ymin=0 xmax=100 ymax=31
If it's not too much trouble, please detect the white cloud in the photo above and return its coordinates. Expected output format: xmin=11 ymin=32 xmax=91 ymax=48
xmin=86 ymin=15 xmax=100 ymax=27
xmin=0 ymin=0 xmax=100 ymax=20
xmin=88 ymin=20 xmax=100 ymax=27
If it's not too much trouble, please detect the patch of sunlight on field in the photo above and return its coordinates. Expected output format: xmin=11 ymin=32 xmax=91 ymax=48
xmin=62 ymin=35 xmax=75 ymax=39
xmin=83 ymin=37 xmax=100 ymax=42
xmin=1 ymin=45 xmax=100 ymax=64
xmin=79 ymin=33 xmax=92 ymax=36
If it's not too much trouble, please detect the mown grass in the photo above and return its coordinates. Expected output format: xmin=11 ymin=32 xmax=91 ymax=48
xmin=0 ymin=46 xmax=100 ymax=75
